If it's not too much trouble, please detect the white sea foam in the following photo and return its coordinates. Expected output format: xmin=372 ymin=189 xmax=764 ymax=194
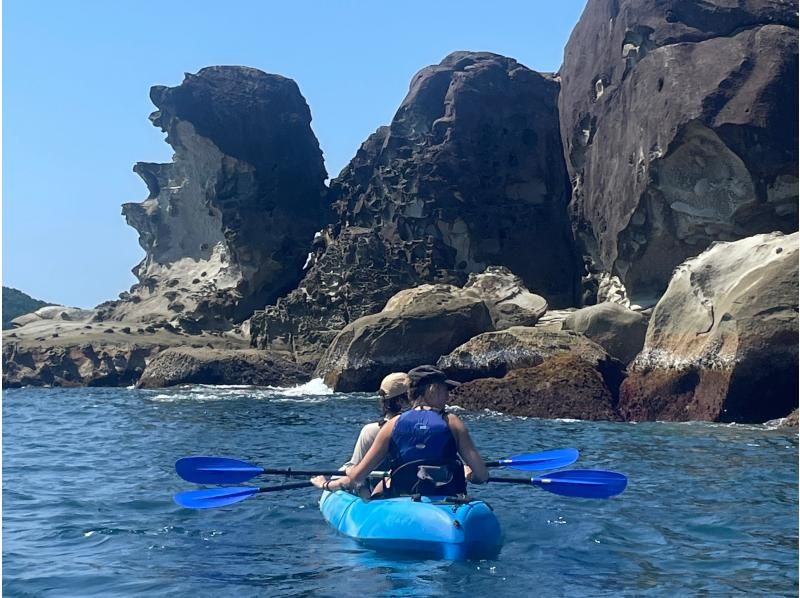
xmin=144 ymin=378 xmax=334 ymax=402
xmin=267 ymin=378 xmax=333 ymax=397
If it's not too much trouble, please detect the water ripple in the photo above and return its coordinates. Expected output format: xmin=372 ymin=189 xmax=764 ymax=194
xmin=3 ymin=386 xmax=797 ymax=597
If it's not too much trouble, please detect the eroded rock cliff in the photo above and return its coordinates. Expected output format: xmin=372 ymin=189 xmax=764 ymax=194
xmin=100 ymin=66 xmax=328 ymax=331
xmin=619 ymin=231 xmax=798 ymax=423
xmin=251 ymin=51 xmax=579 ymax=361
xmin=560 ymin=0 xmax=798 ymax=303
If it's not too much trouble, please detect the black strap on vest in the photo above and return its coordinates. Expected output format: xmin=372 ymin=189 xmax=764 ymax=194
xmin=384 ymin=458 xmax=466 ymax=498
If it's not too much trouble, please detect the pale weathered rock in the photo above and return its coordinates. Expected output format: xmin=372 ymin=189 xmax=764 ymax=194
xmin=315 ymin=288 xmax=494 ymax=392
xmin=462 ymin=267 xmax=548 ymax=329
xmin=384 ymin=267 xmax=548 ymax=329
xmin=137 ymin=348 xmax=311 ymax=388
xmin=619 ymin=232 xmax=798 ymax=423
xmin=561 ymin=0 xmax=798 ymax=303
xmin=251 ymin=51 xmax=579 ymax=362
xmin=99 ymin=66 xmax=328 ymax=332
xmin=450 ymin=353 xmax=621 ymax=421
xmin=562 ymin=302 xmax=648 ymax=365
xmin=10 ymin=305 xmax=95 ymax=328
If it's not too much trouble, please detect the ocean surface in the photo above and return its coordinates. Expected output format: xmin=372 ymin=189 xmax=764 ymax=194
xmin=3 ymin=383 xmax=798 ymax=597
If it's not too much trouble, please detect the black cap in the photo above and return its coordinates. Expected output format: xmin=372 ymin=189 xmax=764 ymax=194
xmin=407 ymin=365 xmax=460 ymax=389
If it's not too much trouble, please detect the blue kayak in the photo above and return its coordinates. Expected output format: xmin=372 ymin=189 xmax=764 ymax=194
xmin=318 ymin=490 xmax=503 ymax=560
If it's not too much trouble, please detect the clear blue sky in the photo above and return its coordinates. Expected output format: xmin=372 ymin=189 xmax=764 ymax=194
xmin=3 ymin=0 xmax=587 ymax=308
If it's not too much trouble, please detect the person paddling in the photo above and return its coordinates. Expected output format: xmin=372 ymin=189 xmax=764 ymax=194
xmin=311 ymin=365 xmax=489 ymax=497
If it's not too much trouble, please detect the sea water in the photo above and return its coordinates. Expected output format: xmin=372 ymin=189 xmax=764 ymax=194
xmin=3 ymin=385 xmax=798 ymax=597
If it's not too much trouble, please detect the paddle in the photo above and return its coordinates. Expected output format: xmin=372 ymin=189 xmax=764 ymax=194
xmin=485 ymin=448 xmax=579 ymax=471
xmin=175 ymin=456 xmax=387 ymax=485
xmin=174 ymin=469 xmax=626 ymax=509
xmin=174 ymin=481 xmax=313 ymax=509
xmin=488 ymin=469 xmax=628 ymax=499
xmin=175 ymin=448 xmax=580 ymax=485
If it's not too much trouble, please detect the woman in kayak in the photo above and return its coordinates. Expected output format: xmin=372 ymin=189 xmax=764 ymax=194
xmin=311 ymin=365 xmax=489 ymax=497
xmin=341 ymin=372 xmax=410 ymax=498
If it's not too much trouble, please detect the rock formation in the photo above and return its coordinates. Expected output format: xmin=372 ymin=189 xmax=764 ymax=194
xmin=385 ymin=267 xmax=548 ymax=330
xmin=450 ymin=353 xmax=621 ymax=421
xmin=562 ymin=302 xmax=648 ymax=365
xmin=437 ymin=327 xmax=625 ymax=395
xmin=316 ymin=285 xmax=495 ymax=392
xmin=99 ymin=66 xmax=328 ymax=331
xmin=3 ymin=341 xmax=158 ymax=388
xmin=136 ymin=348 xmax=311 ymax=388
xmin=1 ymin=309 xmax=250 ymax=388
xmin=618 ymin=232 xmax=798 ymax=423
xmin=251 ymin=51 xmax=579 ymax=362
xmin=313 ymin=267 xmax=552 ymax=391
xmin=560 ymin=0 xmax=798 ymax=303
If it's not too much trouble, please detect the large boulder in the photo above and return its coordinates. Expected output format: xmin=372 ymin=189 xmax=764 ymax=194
xmin=438 ymin=327 xmax=624 ymax=391
xmin=562 ymin=302 xmax=648 ymax=365
xmin=385 ymin=267 xmax=548 ymax=330
xmin=450 ymin=353 xmax=621 ymax=421
xmin=315 ymin=287 xmax=494 ymax=392
xmin=99 ymin=66 xmax=328 ymax=331
xmin=136 ymin=348 xmax=311 ymax=388
xmin=619 ymin=232 xmax=798 ymax=423
xmin=560 ymin=0 xmax=798 ymax=303
xmin=462 ymin=267 xmax=548 ymax=329
xmin=251 ymin=51 xmax=580 ymax=362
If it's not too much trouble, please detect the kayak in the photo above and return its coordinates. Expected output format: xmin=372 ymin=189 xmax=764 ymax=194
xmin=318 ymin=490 xmax=503 ymax=560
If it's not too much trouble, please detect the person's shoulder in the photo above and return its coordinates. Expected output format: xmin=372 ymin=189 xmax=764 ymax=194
xmin=445 ymin=412 xmax=465 ymax=428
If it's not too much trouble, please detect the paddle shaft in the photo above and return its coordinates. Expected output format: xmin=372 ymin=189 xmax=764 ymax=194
xmin=261 ymin=469 xmax=388 ymax=478
xmin=488 ymin=476 xmax=533 ymax=484
xmin=256 ymin=481 xmax=314 ymax=493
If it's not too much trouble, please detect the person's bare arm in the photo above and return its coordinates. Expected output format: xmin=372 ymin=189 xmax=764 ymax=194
xmin=448 ymin=415 xmax=489 ymax=483
xmin=311 ymin=419 xmax=396 ymax=491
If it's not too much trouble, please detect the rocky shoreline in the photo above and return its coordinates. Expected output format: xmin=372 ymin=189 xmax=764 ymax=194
xmin=4 ymin=0 xmax=797 ymax=426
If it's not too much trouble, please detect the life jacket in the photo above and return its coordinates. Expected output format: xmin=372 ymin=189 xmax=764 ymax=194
xmin=385 ymin=408 xmax=465 ymax=497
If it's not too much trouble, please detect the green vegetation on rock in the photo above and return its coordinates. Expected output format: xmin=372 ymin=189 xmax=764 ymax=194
xmin=2 ymin=287 xmax=52 ymax=329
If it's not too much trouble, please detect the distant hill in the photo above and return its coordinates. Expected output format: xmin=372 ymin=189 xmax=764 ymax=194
xmin=2 ymin=287 xmax=53 ymax=329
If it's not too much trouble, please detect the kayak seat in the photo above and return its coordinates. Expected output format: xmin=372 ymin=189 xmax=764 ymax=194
xmin=384 ymin=459 xmax=466 ymax=498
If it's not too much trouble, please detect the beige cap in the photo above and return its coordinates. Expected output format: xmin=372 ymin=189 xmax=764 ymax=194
xmin=379 ymin=372 xmax=410 ymax=399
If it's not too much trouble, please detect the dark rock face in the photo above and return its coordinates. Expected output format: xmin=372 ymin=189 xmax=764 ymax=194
xmin=252 ymin=51 xmax=579 ymax=362
xmin=136 ymin=348 xmax=311 ymax=388
xmin=562 ymin=302 xmax=648 ymax=365
xmin=438 ymin=327 xmax=625 ymax=392
xmin=619 ymin=232 xmax=798 ymax=423
xmin=560 ymin=0 xmax=798 ymax=303
xmin=103 ymin=66 xmax=328 ymax=331
xmin=2 ymin=343 xmax=157 ymax=388
xmin=315 ymin=287 xmax=494 ymax=392
xmin=449 ymin=353 xmax=621 ymax=421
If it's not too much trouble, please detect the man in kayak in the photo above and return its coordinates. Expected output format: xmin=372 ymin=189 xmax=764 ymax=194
xmin=340 ymin=372 xmax=410 ymax=498
xmin=311 ymin=365 xmax=489 ymax=497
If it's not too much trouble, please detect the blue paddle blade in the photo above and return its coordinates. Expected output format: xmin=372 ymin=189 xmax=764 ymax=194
xmin=532 ymin=469 xmax=627 ymax=499
xmin=500 ymin=448 xmax=580 ymax=471
xmin=175 ymin=456 xmax=264 ymax=484
xmin=174 ymin=486 xmax=259 ymax=509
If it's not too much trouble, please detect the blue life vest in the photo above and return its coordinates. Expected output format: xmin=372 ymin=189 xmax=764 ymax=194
xmin=384 ymin=408 xmax=466 ymax=497
xmin=390 ymin=408 xmax=459 ymax=463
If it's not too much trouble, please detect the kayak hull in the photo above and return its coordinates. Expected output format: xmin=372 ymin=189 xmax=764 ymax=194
xmin=319 ymin=490 xmax=502 ymax=560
